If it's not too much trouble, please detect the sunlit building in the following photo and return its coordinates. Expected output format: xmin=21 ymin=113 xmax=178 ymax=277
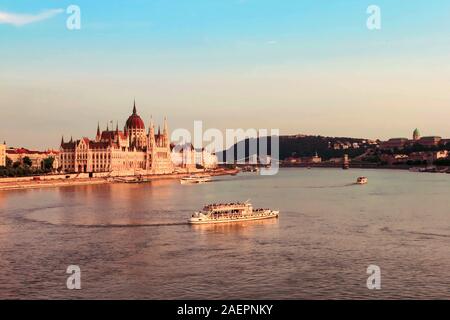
xmin=59 ymin=102 xmax=173 ymax=175
xmin=6 ymin=148 xmax=59 ymax=170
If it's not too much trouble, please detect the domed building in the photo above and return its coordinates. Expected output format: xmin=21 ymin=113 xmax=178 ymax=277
xmin=126 ymin=101 xmax=147 ymax=149
xmin=413 ymin=128 xmax=420 ymax=141
xmin=60 ymin=101 xmax=173 ymax=175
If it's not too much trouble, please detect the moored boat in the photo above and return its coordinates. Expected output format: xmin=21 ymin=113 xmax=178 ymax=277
xmin=189 ymin=201 xmax=279 ymax=224
xmin=180 ymin=175 xmax=212 ymax=184
xmin=356 ymin=176 xmax=368 ymax=184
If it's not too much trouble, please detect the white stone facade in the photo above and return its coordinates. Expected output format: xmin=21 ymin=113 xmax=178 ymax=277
xmin=59 ymin=103 xmax=174 ymax=175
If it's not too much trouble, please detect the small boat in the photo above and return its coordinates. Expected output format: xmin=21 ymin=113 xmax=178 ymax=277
xmin=241 ymin=166 xmax=259 ymax=173
xmin=356 ymin=176 xmax=368 ymax=184
xmin=114 ymin=176 xmax=146 ymax=183
xmin=189 ymin=201 xmax=279 ymax=224
xmin=180 ymin=175 xmax=212 ymax=184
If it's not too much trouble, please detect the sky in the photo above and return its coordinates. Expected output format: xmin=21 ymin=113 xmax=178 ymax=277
xmin=1 ymin=0 xmax=450 ymax=149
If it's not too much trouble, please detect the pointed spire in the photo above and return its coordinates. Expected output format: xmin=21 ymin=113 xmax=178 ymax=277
xmin=163 ymin=116 xmax=169 ymax=147
xmin=133 ymin=99 xmax=137 ymax=114
xmin=70 ymin=136 xmax=73 ymax=143
xmin=61 ymin=136 xmax=64 ymax=146
xmin=106 ymin=122 xmax=109 ymax=131
xmin=116 ymin=121 xmax=119 ymax=133
xmin=97 ymin=122 xmax=100 ymax=136
xmin=163 ymin=116 xmax=168 ymax=133
xmin=158 ymin=125 xmax=161 ymax=136
xmin=148 ymin=115 xmax=154 ymax=135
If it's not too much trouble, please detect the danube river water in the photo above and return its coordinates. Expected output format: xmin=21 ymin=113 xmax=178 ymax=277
xmin=1 ymin=168 xmax=450 ymax=299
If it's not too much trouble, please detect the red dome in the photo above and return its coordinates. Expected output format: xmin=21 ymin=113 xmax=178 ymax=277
xmin=125 ymin=103 xmax=145 ymax=130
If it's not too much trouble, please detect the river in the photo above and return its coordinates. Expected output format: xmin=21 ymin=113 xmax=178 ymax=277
xmin=0 ymin=168 xmax=449 ymax=299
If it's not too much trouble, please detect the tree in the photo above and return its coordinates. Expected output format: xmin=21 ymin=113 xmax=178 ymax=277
xmin=23 ymin=156 xmax=32 ymax=167
xmin=43 ymin=157 xmax=55 ymax=171
xmin=5 ymin=156 xmax=12 ymax=168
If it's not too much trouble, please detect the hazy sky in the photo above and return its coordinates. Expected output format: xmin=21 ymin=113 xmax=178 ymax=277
xmin=1 ymin=0 xmax=450 ymax=149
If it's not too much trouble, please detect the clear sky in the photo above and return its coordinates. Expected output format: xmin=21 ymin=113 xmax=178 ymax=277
xmin=1 ymin=0 xmax=450 ymax=149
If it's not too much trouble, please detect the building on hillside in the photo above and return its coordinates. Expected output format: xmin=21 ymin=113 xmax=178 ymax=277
xmin=380 ymin=154 xmax=408 ymax=165
xmin=417 ymin=136 xmax=441 ymax=147
xmin=59 ymin=102 xmax=173 ymax=175
xmin=381 ymin=129 xmax=445 ymax=151
xmin=380 ymin=138 xmax=410 ymax=150
xmin=408 ymin=150 xmax=448 ymax=163
xmin=301 ymin=152 xmax=322 ymax=164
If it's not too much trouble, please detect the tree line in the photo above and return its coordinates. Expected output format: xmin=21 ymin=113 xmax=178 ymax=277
xmin=0 ymin=156 xmax=55 ymax=177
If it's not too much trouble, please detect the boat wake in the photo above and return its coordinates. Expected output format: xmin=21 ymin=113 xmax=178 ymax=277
xmin=75 ymin=222 xmax=189 ymax=228
xmin=13 ymin=206 xmax=190 ymax=228
xmin=21 ymin=215 xmax=189 ymax=228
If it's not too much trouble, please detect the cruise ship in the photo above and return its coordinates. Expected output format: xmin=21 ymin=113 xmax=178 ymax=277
xmin=188 ymin=201 xmax=279 ymax=224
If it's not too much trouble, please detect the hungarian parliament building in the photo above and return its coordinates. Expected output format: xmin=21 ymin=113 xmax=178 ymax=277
xmin=59 ymin=102 xmax=217 ymax=175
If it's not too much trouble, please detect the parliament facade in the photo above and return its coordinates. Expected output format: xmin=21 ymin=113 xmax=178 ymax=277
xmin=60 ymin=102 xmax=174 ymax=175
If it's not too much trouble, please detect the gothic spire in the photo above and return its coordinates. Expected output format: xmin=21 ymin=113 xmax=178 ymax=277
xmin=163 ymin=116 xmax=168 ymax=134
xmin=133 ymin=99 xmax=137 ymax=114
xmin=97 ymin=122 xmax=100 ymax=136
xmin=148 ymin=115 xmax=154 ymax=135
xmin=61 ymin=135 xmax=64 ymax=146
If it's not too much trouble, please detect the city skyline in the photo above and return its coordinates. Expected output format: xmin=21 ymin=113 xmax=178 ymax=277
xmin=2 ymin=0 xmax=450 ymax=149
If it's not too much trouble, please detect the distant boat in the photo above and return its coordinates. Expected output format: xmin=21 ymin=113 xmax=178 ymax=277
xmin=342 ymin=154 xmax=350 ymax=169
xmin=180 ymin=175 xmax=212 ymax=185
xmin=242 ymin=166 xmax=259 ymax=173
xmin=356 ymin=176 xmax=368 ymax=185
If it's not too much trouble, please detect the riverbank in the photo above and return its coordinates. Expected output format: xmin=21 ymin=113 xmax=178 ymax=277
xmin=0 ymin=168 xmax=239 ymax=191
xmin=281 ymin=162 xmax=450 ymax=172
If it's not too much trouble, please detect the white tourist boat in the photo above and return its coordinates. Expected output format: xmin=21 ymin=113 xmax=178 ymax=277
xmin=180 ymin=175 xmax=212 ymax=184
xmin=356 ymin=176 xmax=368 ymax=184
xmin=189 ymin=201 xmax=279 ymax=224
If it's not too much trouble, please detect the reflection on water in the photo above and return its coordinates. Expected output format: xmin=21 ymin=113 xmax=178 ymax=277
xmin=1 ymin=168 xmax=450 ymax=299
xmin=190 ymin=217 xmax=279 ymax=234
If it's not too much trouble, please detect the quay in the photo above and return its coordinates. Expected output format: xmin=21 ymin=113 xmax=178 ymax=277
xmin=0 ymin=168 xmax=238 ymax=191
